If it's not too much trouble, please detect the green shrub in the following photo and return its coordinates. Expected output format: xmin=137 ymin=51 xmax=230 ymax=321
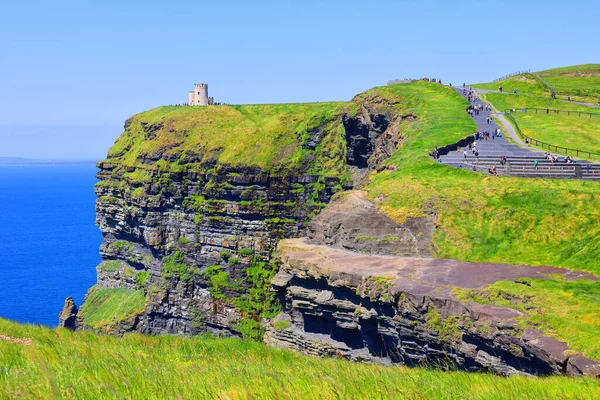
xmin=238 ymin=248 xmax=254 ymax=257
xmin=228 ymin=257 xmax=240 ymax=266
xmin=98 ymin=260 xmax=122 ymax=272
xmin=136 ymin=271 xmax=149 ymax=288
xmin=273 ymin=320 xmax=291 ymax=331
xmin=161 ymin=251 xmax=196 ymax=281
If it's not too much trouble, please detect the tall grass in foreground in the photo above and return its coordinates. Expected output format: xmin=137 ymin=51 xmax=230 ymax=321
xmin=0 ymin=319 xmax=599 ymax=399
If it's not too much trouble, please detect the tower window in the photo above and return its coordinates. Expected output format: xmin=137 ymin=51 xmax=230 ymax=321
xmin=198 ymin=92 xmax=201 ymax=95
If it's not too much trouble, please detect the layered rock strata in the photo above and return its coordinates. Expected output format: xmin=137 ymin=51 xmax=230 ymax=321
xmin=266 ymin=238 xmax=600 ymax=377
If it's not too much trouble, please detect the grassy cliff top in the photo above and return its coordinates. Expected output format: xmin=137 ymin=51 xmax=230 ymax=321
xmin=1 ymin=318 xmax=599 ymax=399
xmin=106 ymin=101 xmax=348 ymax=175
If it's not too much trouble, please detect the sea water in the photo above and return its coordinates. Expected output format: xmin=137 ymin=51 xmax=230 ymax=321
xmin=0 ymin=165 xmax=100 ymax=326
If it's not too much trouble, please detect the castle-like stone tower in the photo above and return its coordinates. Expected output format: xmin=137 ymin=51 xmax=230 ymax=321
xmin=189 ymin=83 xmax=209 ymax=106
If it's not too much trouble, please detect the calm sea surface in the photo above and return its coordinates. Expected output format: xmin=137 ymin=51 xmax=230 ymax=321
xmin=0 ymin=165 xmax=100 ymax=326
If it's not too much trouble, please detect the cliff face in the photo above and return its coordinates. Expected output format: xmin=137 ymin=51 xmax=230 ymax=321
xmin=265 ymin=192 xmax=600 ymax=377
xmin=64 ymin=92 xmax=411 ymax=338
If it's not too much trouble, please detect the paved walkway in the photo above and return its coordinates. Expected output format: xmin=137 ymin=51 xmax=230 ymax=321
xmin=440 ymin=88 xmax=545 ymax=168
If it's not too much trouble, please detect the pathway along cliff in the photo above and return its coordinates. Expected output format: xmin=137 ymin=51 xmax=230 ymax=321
xmin=60 ymin=83 xmax=600 ymax=377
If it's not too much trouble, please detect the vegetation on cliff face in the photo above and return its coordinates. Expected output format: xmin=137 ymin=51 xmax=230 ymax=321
xmin=78 ymin=287 xmax=147 ymax=330
xmin=364 ymin=81 xmax=600 ymax=275
xmin=1 ymin=318 xmax=599 ymax=399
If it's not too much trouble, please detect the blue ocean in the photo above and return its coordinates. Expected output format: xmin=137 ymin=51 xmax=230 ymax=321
xmin=0 ymin=165 xmax=100 ymax=326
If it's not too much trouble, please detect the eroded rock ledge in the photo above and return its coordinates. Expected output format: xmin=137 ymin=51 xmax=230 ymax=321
xmin=266 ymin=238 xmax=600 ymax=377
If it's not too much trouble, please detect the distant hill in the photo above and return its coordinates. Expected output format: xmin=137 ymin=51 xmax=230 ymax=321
xmin=473 ymin=64 xmax=600 ymax=103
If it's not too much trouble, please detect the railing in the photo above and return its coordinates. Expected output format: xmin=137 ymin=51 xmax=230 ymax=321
xmin=492 ymin=70 xmax=531 ymax=82
xmin=530 ymin=73 xmax=556 ymax=93
xmin=504 ymin=109 xmax=600 ymax=159
xmin=512 ymin=108 xmax=600 ymax=118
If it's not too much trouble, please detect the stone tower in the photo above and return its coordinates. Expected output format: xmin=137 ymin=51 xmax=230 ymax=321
xmin=188 ymin=83 xmax=209 ymax=106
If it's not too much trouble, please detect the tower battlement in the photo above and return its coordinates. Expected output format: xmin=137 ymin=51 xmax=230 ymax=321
xmin=188 ymin=83 xmax=209 ymax=106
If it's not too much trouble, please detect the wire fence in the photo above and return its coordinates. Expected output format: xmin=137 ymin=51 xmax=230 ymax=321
xmin=504 ymin=109 xmax=600 ymax=159
xmin=492 ymin=70 xmax=531 ymax=82
xmin=509 ymin=108 xmax=600 ymax=118
xmin=530 ymin=73 xmax=556 ymax=92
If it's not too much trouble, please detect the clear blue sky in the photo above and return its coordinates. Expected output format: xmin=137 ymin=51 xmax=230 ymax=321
xmin=1 ymin=0 xmax=598 ymax=160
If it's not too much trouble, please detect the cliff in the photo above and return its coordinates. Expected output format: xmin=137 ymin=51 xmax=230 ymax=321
xmin=64 ymin=92 xmax=413 ymax=339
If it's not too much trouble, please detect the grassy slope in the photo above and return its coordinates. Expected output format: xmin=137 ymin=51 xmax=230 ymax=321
xmin=539 ymin=64 xmax=600 ymax=102
xmin=512 ymin=111 xmax=600 ymax=155
xmin=108 ymin=102 xmax=348 ymax=176
xmin=472 ymin=73 xmax=550 ymax=96
xmin=474 ymin=64 xmax=600 ymax=103
xmin=367 ymin=82 xmax=600 ymax=275
xmin=1 ymin=319 xmax=599 ymax=400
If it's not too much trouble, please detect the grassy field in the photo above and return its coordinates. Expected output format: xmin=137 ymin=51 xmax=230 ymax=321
xmin=511 ymin=110 xmax=600 ymax=156
xmin=538 ymin=64 xmax=600 ymax=102
xmin=108 ymin=102 xmax=348 ymax=176
xmin=1 ymin=318 xmax=599 ymax=399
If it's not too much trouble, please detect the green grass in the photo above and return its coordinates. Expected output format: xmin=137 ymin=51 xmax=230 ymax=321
xmin=511 ymin=110 xmax=600 ymax=156
xmin=107 ymin=101 xmax=348 ymax=177
xmin=454 ymin=277 xmax=600 ymax=361
xmin=78 ymin=287 xmax=147 ymax=329
xmin=364 ymin=81 xmax=600 ymax=275
xmin=97 ymin=260 xmax=122 ymax=272
xmin=1 ymin=318 xmax=599 ymax=399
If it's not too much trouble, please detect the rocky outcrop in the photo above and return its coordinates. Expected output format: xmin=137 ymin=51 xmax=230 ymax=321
xmin=307 ymin=191 xmax=434 ymax=256
xmin=266 ymin=238 xmax=600 ymax=377
xmin=58 ymin=297 xmax=78 ymax=329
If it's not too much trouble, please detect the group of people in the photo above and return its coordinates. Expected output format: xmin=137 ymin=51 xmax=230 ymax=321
xmin=471 ymin=128 xmax=501 ymax=141
xmin=462 ymin=143 xmax=479 ymax=159
xmin=543 ymin=152 xmax=576 ymax=164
